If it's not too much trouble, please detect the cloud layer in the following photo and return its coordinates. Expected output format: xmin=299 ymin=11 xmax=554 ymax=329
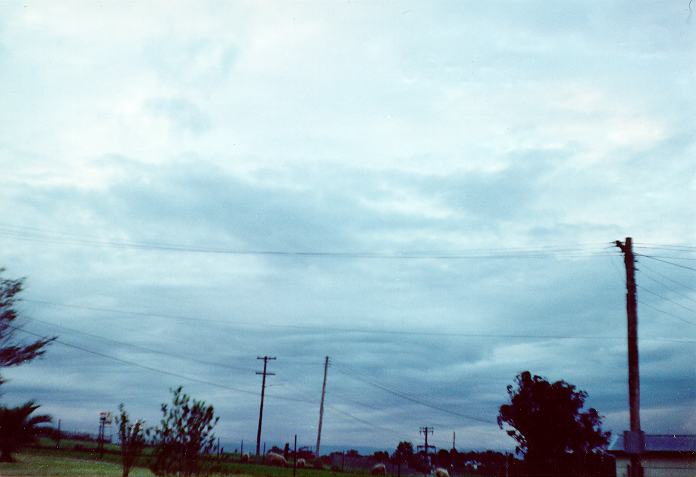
xmin=1 ymin=0 xmax=695 ymax=452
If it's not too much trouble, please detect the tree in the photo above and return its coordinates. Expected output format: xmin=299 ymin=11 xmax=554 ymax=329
xmin=150 ymin=386 xmax=219 ymax=477
xmin=0 ymin=269 xmax=55 ymax=386
xmin=392 ymin=441 xmax=415 ymax=467
xmin=393 ymin=441 xmax=414 ymax=459
xmin=436 ymin=448 xmax=450 ymax=467
xmin=497 ymin=371 xmax=610 ymax=473
xmin=373 ymin=450 xmax=389 ymax=461
xmin=116 ymin=403 xmax=149 ymax=477
xmin=0 ymin=400 xmax=52 ymax=461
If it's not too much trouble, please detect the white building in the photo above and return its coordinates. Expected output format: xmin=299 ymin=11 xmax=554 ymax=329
xmin=608 ymin=434 xmax=696 ymax=477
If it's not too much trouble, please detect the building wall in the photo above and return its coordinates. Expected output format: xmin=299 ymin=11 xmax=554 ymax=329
xmin=615 ymin=455 xmax=696 ymax=477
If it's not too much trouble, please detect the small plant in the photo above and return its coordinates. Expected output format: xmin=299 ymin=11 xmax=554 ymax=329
xmin=116 ymin=403 xmax=149 ymax=477
xmin=150 ymin=386 xmax=219 ymax=477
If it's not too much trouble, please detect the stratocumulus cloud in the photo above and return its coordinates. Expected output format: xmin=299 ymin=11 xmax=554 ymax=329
xmin=0 ymin=0 xmax=694 ymax=451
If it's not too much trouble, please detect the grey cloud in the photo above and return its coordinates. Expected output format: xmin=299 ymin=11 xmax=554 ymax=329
xmin=146 ymin=98 xmax=211 ymax=133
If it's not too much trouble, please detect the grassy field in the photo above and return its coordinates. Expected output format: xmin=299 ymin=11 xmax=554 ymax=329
xmin=2 ymin=441 xmax=484 ymax=477
xmin=0 ymin=444 xmax=374 ymax=477
xmin=0 ymin=452 xmax=155 ymax=477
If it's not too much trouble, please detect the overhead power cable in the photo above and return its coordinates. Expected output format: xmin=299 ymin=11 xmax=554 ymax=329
xmin=638 ymin=262 xmax=696 ymax=293
xmin=637 ymin=255 xmax=696 ymax=261
xmin=332 ymin=363 xmax=495 ymax=425
xmin=326 ymin=404 xmax=404 ymax=438
xmin=637 ymin=254 xmax=696 ymax=273
xmin=11 ymin=326 xmax=314 ymax=405
xmin=24 ymin=299 xmax=696 ymax=344
xmin=637 ymin=285 xmax=696 ymax=315
xmin=0 ymin=225 xmax=613 ymax=260
xmin=26 ymin=317 xmax=258 ymax=373
xmin=638 ymin=271 xmax=696 ymax=306
xmin=635 ymin=242 xmax=696 ymax=251
xmin=637 ymin=300 xmax=696 ymax=327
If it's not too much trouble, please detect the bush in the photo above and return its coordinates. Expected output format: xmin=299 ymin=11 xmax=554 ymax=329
xmin=150 ymin=387 xmax=219 ymax=477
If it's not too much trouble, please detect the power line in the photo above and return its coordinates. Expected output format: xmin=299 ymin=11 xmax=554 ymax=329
xmin=11 ymin=326 xmax=314 ymax=404
xmin=25 ymin=317 xmax=258 ymax=373
xmin=0 ymin=226 xmax=614 ymax=260
xmin=637 ymin=300 xmax=696 ymax=327
xmin=24 ymin=298 xmax=696 ymax=344
xmin=635 ymin=243 xmax=696 ymax=252
xmin=326 ymin=403 xmax=404 ymax=438
xmin=635 ymin=246 xmax=696 ymax=254
xmin=637 ymin=285 xmax=696 ymax=316
xmin=636 ymin=255 xmax=696 ymax=261
xmin=638 ymin=262 xmax=696 ymax=293
xmin=638 ymin=270 xmax=696 ymax=306
xmin=332 ymin=363 xmax=495 ymax=425
xmin=637 ymin=254 xmax=696 ymax=273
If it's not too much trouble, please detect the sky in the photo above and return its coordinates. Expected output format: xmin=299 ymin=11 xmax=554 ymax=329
xmin=0 ymin=0 xmax=695 ymax=453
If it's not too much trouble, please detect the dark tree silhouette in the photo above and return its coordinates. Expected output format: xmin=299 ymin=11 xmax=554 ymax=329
xmin=0 ymin=269 xmax=55 ymax=386
xmin=150 ymin=386 xmax=219 ymax=477
xmin=498 ymin=371 xmax=610 ymax=473
xmin=393 ymin=441 xmax=414 ymax=459
xmin=392 ymin=441 xmax=415 ymax=467
xmin=0 ymin=400 xmax=52 ymax=461
xmin=116 ymin=403 xmax=149 ymax=477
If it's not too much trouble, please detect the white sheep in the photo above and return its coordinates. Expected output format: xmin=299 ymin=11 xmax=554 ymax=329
xmin=434 ymin=468 xmax=450 ymax=477
xmin=266 ymin=452 xmax=288 ymax=467
xmin=371 ymin=463 xmax=387 ymax=475
xmin=296 ymin=458 xmax=306 ymax=468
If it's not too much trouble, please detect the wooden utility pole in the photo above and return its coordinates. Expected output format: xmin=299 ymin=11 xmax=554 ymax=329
xmin=417 ymin=426 xmax=435 ymax=471
xmin=315 ymin=356 xmax=330 ymax=457
xmin=452 ymin=431 xmax=455 ymax=451
xmin=293 ymin=434 xmax=298 ymax=477
xmin=256 ymin=356 xmax=276 ymax=456
xmin=615 ymin=237 xmax=643 ymax=477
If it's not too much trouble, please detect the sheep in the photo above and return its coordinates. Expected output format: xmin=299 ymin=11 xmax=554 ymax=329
xmin=434 ymin=468 xmax=450 ymax=477
xmin=240 ymin=453 xmax=250 ymax=463
xmin=296 ymin=458 xmax=306 ymax=468
xmin=266 ymin=452 xmax=288 ymax=467
xmin=370 ymin=463 xmax=386 ymax=475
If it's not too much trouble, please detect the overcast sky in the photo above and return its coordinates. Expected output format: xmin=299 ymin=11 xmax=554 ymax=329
xmin=1 ymin=0 xmax=695 ymax=453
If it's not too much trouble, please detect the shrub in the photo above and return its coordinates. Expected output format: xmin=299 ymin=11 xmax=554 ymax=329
xmin=150 ymin=387 xmax=219 ymax=477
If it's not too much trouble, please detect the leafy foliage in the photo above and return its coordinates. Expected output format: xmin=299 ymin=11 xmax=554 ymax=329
xmin=150 ymin=387 xmax=219 ymax=477
xmin=116 ymin=403 xmax=149 ymax=477
xmin=0 ymin=268 xmax=55 ymax=386
xmin=393 ymin=441 xmax=414 ymax=458
xmin=498 ymin=371 xmax=610 ymax=465
xmin=0 ymin=400 xmax=52 ymax=461
xmin=392 ymin=441 xmax=414 ymax=465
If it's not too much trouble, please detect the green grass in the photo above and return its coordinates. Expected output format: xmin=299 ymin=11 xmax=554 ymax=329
xmin=5 ymin=443 xmax=485 ymax=477
xmin=0 ymin=446 xmax=374 ymax=477
xmin=0 ymin=452 xmax=154 ymax=476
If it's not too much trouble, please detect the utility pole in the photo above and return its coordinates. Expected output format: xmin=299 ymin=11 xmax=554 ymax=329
xmin=417 ymin=426 xmax=435 ymax=472
xmin=615 ymin=237 xmax=643 ymax=477
xmin=256 ymin=356 xmax=276 ymax=456
xmin=293 ymin=434 xmax=298 ymax=477
xmin=316 ymin=356 xmax=330 ymax=457
xmin=452 ymin=431 xmax=455 ymax=451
